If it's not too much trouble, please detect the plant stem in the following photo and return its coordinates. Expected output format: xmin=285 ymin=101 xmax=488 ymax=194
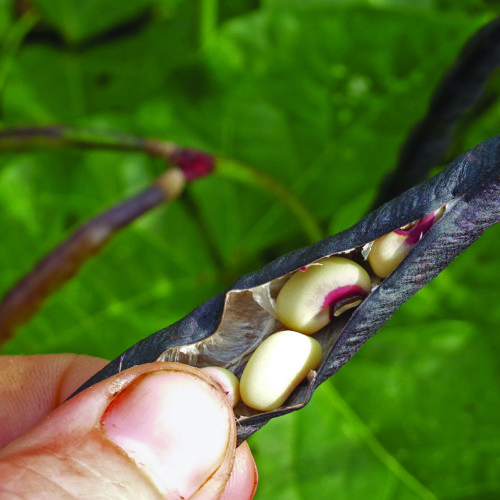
xmin=200 ymin=0 xmax=218 ymax=48
xmin=0 ymin=124 xmax=322 ymax=338
xmin=0 ymin=125 xmax=321 ymax=241
xmin=0 ymin=125 xmax=149 ymax=152
xmin=216 ymin=157 xmax=323 ymax=243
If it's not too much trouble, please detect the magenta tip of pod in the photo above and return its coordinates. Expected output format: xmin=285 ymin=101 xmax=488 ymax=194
xmin=171 ymin=148 xmax=215 ymax=181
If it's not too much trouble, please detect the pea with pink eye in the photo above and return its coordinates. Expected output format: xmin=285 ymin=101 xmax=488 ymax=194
xmin=276 ymin=256 xmax=371 ymax=335
xmin=368 ymin=207 xmax=444 ymax=278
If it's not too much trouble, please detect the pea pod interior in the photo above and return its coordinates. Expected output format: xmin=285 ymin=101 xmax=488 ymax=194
xmin=156 ymin=206 xmax=447 ymax=424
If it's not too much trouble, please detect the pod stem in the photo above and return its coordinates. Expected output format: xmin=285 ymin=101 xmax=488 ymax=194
xmin=216 ymin=157 xmax=323 ymax=243
xmin=0 ymin=125 xmax=321 ymax=339
xmin=0 ymin=125 xmax=156 ymax=156
xmin=372 ymin=16 xmax=500 ymax=209
xmin=0 ymin=125 xmax=321 ymax=239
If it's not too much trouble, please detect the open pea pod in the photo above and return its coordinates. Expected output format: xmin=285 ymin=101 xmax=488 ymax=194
xmin=75 ymin=136 xmax=500 ymax=444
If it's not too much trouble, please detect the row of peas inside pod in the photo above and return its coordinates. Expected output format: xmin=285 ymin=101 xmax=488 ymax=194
xmin=168 ymin=207 xmax=445 ymax=414
xmin=236 ymin=207 xmax=445 ymax=412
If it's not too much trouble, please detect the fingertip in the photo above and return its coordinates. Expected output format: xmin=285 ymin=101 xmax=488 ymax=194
xmin=0 ymin=362 xmax=239 ymax=499
xmin=219 ymin=442 xmax=258 ymax=500
xmin=101 ymin=367 xmax=236 ymax=499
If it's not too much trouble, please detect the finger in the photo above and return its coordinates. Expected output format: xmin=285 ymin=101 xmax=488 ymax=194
xmin=0 ymin=354 xmax=108 ymax=448
xmin=0 ymin=362 xmax=236 ymax=499
xmin=220 ymin=442 xmax=258 ymax=500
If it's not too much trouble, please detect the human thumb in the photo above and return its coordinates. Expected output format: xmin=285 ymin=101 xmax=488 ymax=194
xmin=0 ymin=362 xmax=237 ymax=499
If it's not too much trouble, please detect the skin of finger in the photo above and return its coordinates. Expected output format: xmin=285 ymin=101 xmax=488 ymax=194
xmin=0 ymin=354 xmax=108 ymax=449
xmin=0 ymin=354 xmax=259 ymax=499
xmin=0 ymin=363 xmax=237 ymax=499
xmin=219 ymin=442 xmax=258 ymax=500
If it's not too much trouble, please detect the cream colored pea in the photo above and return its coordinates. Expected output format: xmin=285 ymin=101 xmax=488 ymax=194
xmin=240 ymin=330 xmax=323 ymax=412
xmin=276 ymin=256 xmax=371 ymax=335
xmin=368 ymin=208 xmax=443 ymax=278
xmin=201 ymin=366 xmax=240 ymax=408
xmin=367 ymin=231 xmax=409 ymax=278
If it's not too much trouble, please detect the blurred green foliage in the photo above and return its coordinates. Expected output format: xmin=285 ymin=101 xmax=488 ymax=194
xmin=1 ymin=0 xmax=500 ymax=498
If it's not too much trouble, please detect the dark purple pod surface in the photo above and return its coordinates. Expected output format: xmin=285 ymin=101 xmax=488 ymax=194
xmin=75 ymin=136 xmax=500 ymax=443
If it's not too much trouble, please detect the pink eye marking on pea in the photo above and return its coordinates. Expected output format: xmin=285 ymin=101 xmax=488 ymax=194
xmin=322 ymin=285 xmax=368 ymax=320
xmin=394 ymin=212 xmax=436 ymax=246
xmin=300 ymin=266 xmax=308 ymax=272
